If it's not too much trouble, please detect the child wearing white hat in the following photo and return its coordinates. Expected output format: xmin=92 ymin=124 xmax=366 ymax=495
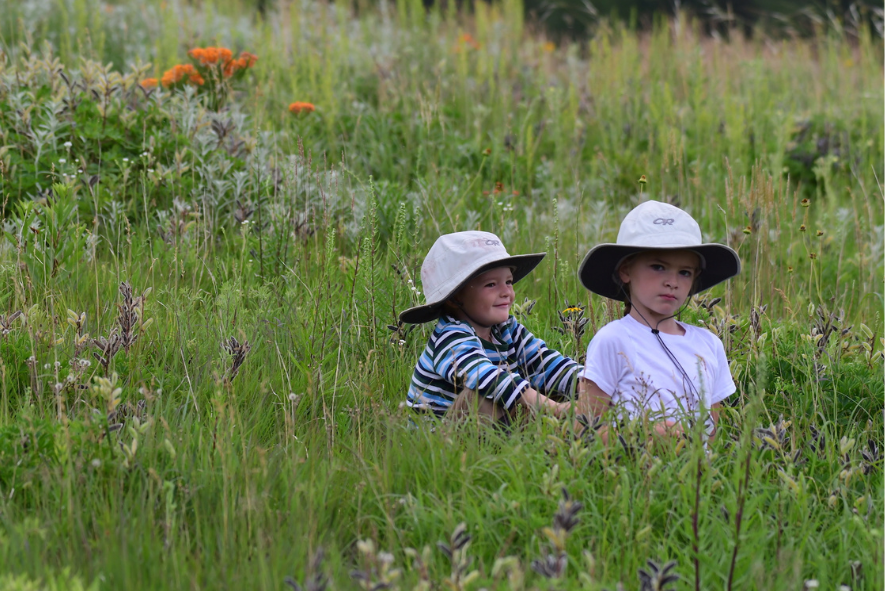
xmin=576 ymin=200 xmax=741 ymax=440
xmin=400 ymin=231 xmax=582 ymax=423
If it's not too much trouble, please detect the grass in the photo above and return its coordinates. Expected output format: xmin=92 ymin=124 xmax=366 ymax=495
xmin=0 ymin=0 xmax=883 ymax=589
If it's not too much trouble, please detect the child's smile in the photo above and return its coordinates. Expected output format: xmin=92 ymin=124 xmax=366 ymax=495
xmin=450 ymin=267 xmax=515 ymax=338
xmin=619 ymin=250 xmax=700 ymax=333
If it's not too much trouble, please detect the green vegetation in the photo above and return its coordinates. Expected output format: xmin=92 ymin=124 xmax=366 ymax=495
xmin=0 ymin=0 xmax=882 ymax=589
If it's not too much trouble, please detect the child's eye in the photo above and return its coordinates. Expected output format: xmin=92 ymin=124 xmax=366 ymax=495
xmin=679 ymin=270 xmax=694 ymax=277
xmin=650 ymin=264 xmax=665 ymax=271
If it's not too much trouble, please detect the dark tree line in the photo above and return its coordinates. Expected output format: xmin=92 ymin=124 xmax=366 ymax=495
xmin=252 ymin=0 xmax=882 ymax=41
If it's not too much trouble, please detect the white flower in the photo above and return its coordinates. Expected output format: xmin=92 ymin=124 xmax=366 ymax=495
xmin=91 ymin=459 xmax=101 ymax=468
xmin=122 ymin=158 xmax=129 ymax=162
xmin=148 ymin=169 xmax=154 ymax=173
xmin=288 ymin=392 xmax=298 ymax=401
xmin=44 ymin=363 xmax=51 ymax=369
xmin=63 ymin=141 xmax=72 ymax=148
xmin=58 ymin=158 xmax=66 ymax=164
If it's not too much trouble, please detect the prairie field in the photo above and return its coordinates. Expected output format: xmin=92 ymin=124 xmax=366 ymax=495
xmin=0 ymin=0 xmax=883 ymax=589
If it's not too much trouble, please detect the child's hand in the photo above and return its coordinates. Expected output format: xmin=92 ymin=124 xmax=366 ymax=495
xmin=654 ymin=420 xmax=683 ymax=437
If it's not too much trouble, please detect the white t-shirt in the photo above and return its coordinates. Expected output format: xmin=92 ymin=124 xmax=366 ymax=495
xmin=581 ymin=315 xmax=735 ymax=427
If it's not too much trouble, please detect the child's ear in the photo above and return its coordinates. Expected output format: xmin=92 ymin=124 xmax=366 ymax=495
xmin=617 ymin=265 xmax=632 ymax=285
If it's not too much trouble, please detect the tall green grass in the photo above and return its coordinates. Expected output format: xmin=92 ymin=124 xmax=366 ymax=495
xmin=0 ymin=0 xmax=882 ymax=589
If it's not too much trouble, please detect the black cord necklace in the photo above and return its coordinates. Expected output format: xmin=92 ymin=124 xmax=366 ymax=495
xmin=623 ymin=292 xmax=702 ymax=413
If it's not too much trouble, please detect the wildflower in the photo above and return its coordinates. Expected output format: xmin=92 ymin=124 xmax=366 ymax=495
xmin=809 ymin=253 xmax=817 ymax=259
xmin=816 ymin=230 xmax=824 ymax=236
xmin=63 ymin=141 xmax=72 ymax=148
xmin=743 ymin=225 xmax=752 ymax=234
xmin=799 ymin=224 xmax=806 ymax=232
xmin=483 ymin=148 xmax=492 ymax=155
xmin=188 ymin=46 xmax=233 ymax=65
xmin=459 ymin=33 xmax=481 ymax=50
xmin=801 ymin=198 xmax=810 ymax=207
xmin=288 ymin=101 xmax=316 ymax=114
xmin=161 ymin=64 xmax=204 ymax=87
xmin=638 ymin=174 xmax=647 ymax=186
xmin=563 ymin=306 xmax=583 ymax=314
xmin=59 ymin=159 xmax=66 ymax=164
xmin=543 ymin=41 xmax=555 ymax=53
xmin=239 ymin=51 xmax=258 ymax=67
xmin=139 ymin=78 xmax=159 ymax=89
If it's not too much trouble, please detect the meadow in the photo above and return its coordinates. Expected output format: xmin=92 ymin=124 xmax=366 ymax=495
xmin=0 ymin=0 xmax=883 ymax=588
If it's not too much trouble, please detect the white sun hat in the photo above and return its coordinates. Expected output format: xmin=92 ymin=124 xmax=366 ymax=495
xmin=578 ymin=200 xmax=740 ymax=301
xmin=399 ymin=231 xmax=545 ymax=324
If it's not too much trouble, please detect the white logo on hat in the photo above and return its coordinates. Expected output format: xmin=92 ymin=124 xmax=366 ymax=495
xmin=653 ymin=218 xmax=675 ymax=226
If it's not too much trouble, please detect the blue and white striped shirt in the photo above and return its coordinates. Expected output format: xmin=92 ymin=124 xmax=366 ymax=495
xmin=406 ymin=315 xmax=582 ymax=417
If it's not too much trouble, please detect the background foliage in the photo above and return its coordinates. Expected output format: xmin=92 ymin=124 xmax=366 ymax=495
xmin=0 ymin=0 xmax=882 ymax=589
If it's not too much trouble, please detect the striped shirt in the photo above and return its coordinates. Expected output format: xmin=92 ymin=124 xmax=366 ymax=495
xmin=406 ymin=315 xmax=582 ymax=417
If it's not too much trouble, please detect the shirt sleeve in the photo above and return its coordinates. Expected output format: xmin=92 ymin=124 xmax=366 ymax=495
xmin=506 ymin=319 xmax=582 ymax=400
xmin=706 ymin=336 xmax=736 ymax=406
xmin=431 ymin=325 xmax=530 ymax=410
xmin=580 ymin=327 xmax=622 ymax=397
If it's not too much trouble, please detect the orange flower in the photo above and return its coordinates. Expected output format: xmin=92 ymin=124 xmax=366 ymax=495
xmin=459 ymin=33 xmax=481 ymax=50
xmin=288 ymin=102 xmax=316 ymax=114
xmin=188 ymin=46 xmax=234 ymax=66
xmin=139 ymin=78 xmax=159 ymax=89
xmin=239 ymin=51 xmax=258 ymax=67
xmin=161 ymin=64 xmax=202 ymax=87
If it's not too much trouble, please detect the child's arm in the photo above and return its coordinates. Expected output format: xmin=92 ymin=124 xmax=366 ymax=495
xmin=574 ymin=378 xmax=611 ymax=444
xmin=518 ymin=388 xmax=569 ymax=417
xmin=577 ymin=378 xmax=611 ymax=417
xmin=708 ymin=402 xmax=722 ymax=441
xmin=505 ymin=320 xmax=581 ymax=400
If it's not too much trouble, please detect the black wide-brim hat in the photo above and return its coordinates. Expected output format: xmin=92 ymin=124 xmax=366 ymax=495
xmin=578 ymin=201 xmax=740 ymax=301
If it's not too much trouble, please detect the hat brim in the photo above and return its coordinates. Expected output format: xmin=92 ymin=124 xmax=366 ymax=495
xmin=399 ymin=253 xmax=546 ymax=324
xmin=578 ymin=243 xmax=740 ymax=301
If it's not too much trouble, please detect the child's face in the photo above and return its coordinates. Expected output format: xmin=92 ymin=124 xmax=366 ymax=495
xmin=618 ymin=250 xmax=700 ymax=323
xmin=451 ymin=267 xmax=515 ymax=329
